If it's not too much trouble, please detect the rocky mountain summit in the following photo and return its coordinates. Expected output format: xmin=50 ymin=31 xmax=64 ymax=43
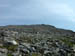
xmin=0 ymin=24 xmax=75 ymax=56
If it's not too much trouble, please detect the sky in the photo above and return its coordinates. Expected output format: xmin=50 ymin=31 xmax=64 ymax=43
xmin=0 ymin=0 xmax=75 ymax=31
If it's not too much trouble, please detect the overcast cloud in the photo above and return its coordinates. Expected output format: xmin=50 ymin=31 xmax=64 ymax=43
xmin=0 ymin=0 xmax=75 ymax=31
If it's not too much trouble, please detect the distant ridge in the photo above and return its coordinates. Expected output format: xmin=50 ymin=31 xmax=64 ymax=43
xmin=0 ymin=24 xmax=74 ymax=37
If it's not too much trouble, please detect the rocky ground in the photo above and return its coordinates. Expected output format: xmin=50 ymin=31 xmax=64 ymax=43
xmin=0 ymin=24 xmax=75 ymax=56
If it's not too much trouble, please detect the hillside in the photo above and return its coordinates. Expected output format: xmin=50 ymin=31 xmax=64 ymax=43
xmin=0 ymin=24 xmax=74 ymax=37
xmin=0 ymin=24 xmax=75 ymax=56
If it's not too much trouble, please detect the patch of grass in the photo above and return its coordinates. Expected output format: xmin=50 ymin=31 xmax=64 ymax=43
xmin=0 ymin=46 xmax=5 ymax=48
xmin=60 ymin=37 xmax=74 ymax=47
xmin=32 ymin=53 xmax=41 ymax=56
xmin=7 ymin=53 xmax=12 ymax=56
xmin=5 ymin=45 xmax=18 ymax=51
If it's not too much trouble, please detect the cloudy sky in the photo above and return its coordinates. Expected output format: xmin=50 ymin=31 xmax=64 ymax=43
xmin=0 ymin=0 xmax=75 ymax=31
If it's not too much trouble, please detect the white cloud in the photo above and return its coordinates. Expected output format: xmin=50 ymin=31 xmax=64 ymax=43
xmin=0 ymin=0 xmax=75 ymax=22
xmin=42 ymin=1 xmax=75 ymax=22
xmin=51 ymin=4 xmax=74 ymax=16
xmin=44 ymin=2 xmax=74 ymax=16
